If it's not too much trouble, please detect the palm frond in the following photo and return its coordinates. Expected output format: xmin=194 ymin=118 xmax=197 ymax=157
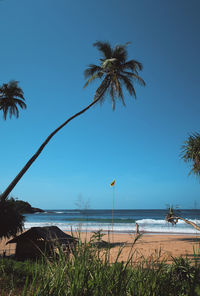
xmin=116 ymin=79 xmax=125 ymax=106
xmin=83 ymin=73 xmax=101 ymax=88
xmin=122 ymin=71 xmax=146 ymax=86
xmin=13 ymin=91 xmax=25 ymax=100
xmin=122 ymin=60 xmax=143 ymax=72
xmin=109 ymin=81 xmax=115 ymax=102
xmin=118 ymin=74 xmax=136 ymax=98
xmin=14 ymin=98 xmax=27 ymax=109
xmin=3 ymin=106 xmax=8 ymax=120
xmin=112 ymin=44 xmax=128 ymax=63
xmin=84 ymin=64 xmax=102 ymax=79
xmin=11 ymin=105 xmax=19 ymax=118
xmin=93 ymin=41 xmax=112 ymax=59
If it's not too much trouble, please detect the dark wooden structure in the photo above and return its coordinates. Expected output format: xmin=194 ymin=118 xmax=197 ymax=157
xmin=6 ymin=226 xmax=77 ymax=259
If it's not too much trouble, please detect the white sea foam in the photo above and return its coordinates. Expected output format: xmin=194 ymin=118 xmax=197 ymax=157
xmin=24 ymin=220 xmax=200 ymax=234
xmin=136 ymin=218 xmax=200 ymax=225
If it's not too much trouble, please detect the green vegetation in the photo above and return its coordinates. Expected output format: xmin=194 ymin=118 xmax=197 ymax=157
xmin=7 ymin=197 xmax=44 ymax=214
xmin=0 ymin=41 xmax=145 ymax=202
xmin=0 ymin=197 xmax=24 ymax=240
xmin=0 ymin=236 xmax=200 ymax=295
xmin=0 ymin=196 xmax=43 ymax=240
xmin=181 ymin=132 xmax=200 ymax=177
xmin=166 ymin=133 xmax=200 ymax=232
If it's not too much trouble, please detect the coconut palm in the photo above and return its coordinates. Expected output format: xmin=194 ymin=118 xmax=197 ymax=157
xmin=0 ymin=41 xmax=145 ymax=201
xmin=181 ymin=132 xmax=200 ymax=176
xmin=0 ymin=197 xmax=24 ymax=240
xmin=84 ymin=41 xmax=145 ymax=109
xmin=0 ymin=80 xmax=27 ymax=120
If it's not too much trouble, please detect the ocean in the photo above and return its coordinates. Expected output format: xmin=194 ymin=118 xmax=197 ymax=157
xmin=24 ymin=209 xmax=200 ymax=235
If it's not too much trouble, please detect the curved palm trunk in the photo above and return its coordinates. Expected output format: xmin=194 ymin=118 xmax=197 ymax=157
xmin=166 ymin=216 xmax=200 ymax=231
xmin=1 ymin=92 xmax=105 ymax=201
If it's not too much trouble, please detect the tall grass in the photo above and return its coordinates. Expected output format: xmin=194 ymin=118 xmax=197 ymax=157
xmin=0 ymin=233 xmax=200 ymax=296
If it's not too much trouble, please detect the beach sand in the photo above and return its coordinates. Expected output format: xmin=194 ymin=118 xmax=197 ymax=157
xmin=79 ymin=232 xmax=200 ymax=264
xmin=1 ymin=231 xmax=200 ymax=263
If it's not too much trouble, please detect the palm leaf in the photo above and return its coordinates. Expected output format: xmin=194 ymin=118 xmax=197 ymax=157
xmin=122 ymin=71 xmax=146 ymax=86
xmin=112 ymin=44 xmax=128 ymax=63
xmin=122 ymin=60 xmax=143 ymax=71
xmin=14 ymin=98 xmax=27 ymax=109
xmin=84 ymin=64 xmax=102 ymax=79
xmin=83 ymin=73 xmax=100 ymax=88
xmin=93 ymin=41 xmax=112 ymax=59
xmin=118 ymin=74 xmax=136 ymax=97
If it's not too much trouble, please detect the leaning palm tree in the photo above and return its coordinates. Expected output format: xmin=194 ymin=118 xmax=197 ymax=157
xmin=0 ymin=80 xmax=27 ymax=120
xmin=166 ymin=206 xmax=200 ymax=231
xmin=181 ymin=132 xmax=200 ymax=177
xmin=0 ymin=41 xmax=145 ymax=201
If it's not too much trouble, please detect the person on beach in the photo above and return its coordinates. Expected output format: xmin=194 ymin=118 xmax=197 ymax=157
xmin=136 ymin=223 xmax=139 ymax=234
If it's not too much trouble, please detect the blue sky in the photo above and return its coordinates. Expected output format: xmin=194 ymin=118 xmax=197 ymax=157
xmin=0 ymin=0 xmax=200 ymax=209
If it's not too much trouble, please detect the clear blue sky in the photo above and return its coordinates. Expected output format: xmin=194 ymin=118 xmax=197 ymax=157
xmin=0 ymin=0 xmax=200 ymax=209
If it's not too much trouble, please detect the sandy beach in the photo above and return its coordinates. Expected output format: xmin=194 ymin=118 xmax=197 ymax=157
xmin=80 ymin=232 xmax=200 ymax=263
xmin=1 ymin=232 xmax=200 ymax=264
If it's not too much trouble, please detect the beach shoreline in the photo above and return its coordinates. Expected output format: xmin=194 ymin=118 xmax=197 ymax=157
xmin=1 ymin=231 xmax=200 ymax=263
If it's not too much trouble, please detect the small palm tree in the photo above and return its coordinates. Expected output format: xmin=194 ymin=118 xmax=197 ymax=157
xmin=1 ymin=41 xmax=145 ymax=201
xmin=84 ymin=41 xmax=145 ymax=109
xmin=181 ymin=132 xmax=200 ymax=176
xmin=0 ymin=80 xmax=27 ymax=120
xmin=165 ymin=134 xmax=200 ymax=232
xmin=166 ymin=206 xmax=200 ymax=231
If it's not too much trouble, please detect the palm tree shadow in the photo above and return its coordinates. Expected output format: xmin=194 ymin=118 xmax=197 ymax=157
xmin=176 ymin=237 xmax=200 ymax=243
xmin=91 ymin=241 xmax=126 ymax=249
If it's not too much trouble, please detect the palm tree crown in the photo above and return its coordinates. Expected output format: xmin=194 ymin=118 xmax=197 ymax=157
xmin=84 ymin=41 xmax=145 ymax=109
xmin=0 ymin=80 xmax=27 ymax=120
xmin=181 ymin=132 xmax=200 ymax=176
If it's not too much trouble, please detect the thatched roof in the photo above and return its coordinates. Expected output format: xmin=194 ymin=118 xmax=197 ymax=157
xmin=7 ymin=226 xmax=77 ymax=245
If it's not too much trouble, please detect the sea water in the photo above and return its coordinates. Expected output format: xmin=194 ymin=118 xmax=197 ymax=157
xmin=24 ymin=209 xmax=200 ymax=234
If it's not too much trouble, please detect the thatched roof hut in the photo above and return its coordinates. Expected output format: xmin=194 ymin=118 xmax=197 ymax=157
xmin=7 ymin=226 xmax=77 ymax=259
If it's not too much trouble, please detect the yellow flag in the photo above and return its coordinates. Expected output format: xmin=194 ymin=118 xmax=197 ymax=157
xmin=110 ymin=179 xmax=115 ymax=187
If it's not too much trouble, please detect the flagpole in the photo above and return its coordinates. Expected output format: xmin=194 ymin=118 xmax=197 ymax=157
xmin=110 ymin=179 xmax=115 ymax=242
xmin=112 ymin=185 xmax=114 ymax=233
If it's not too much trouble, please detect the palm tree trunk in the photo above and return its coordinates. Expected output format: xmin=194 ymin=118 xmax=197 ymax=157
xmin=176 ymin=217 xmax=200 ymax=231
xmin=166 ymin=216 xmax=200 ymax=231
xmin=1 ymin=93 xmax=105 ymax=201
